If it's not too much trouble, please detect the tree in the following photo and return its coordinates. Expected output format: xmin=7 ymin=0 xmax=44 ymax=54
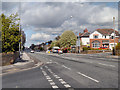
xmin=59 ymin=30 xmax=77 ymax=48
xmin=30 ymin=44 xmax=35 ymax=50
xmin=1 ymin=13 xmax=21 ymax=53
xmin=55 ymin=35 xmax=60 ymax=40
xmin=116 ymin=42 xmax=120 ymax=50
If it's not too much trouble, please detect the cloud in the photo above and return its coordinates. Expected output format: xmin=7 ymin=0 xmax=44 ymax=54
xmin=30 ymin=33 xmax=53 ymax=41
xmin=2 ymin=2 xmax=118 ymax=47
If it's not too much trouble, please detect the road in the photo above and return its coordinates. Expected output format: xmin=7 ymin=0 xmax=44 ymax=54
xmin=2 ymin=52 xmax=118 ymax=89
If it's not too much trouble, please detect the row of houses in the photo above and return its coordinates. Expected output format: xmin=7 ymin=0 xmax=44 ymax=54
xmin=79 ymin=28 xmax=120 ymax=50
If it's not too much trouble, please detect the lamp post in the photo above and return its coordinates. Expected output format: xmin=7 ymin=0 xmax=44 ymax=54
xmin=19 ymin=1 xmax=21 ymax=58
xmin=113 ymin=17 xmax=115 ymax=55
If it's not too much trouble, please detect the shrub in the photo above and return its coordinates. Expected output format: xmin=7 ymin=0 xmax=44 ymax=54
xmin=83 ymin=47 xmax=91 ymax=51
xmin=116 ymin=43 xmax=120 ymax=50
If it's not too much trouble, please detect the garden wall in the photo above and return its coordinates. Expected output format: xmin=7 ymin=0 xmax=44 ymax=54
xmin=81 ymin=50 xmax=111 ymax=54
xmin=0 ymin=51 xmax=19 ymax=66
xmin=115 ymin=50 xmax=120 ymax=56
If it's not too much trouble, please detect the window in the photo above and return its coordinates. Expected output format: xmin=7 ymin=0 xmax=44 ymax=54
xmin=111 ymin=36 xmax=114 ymax=39
xmin=92 ymin=41 xmax=100 ymax=48
xmin=94 ymin=35 xmax=98 ymax=39
xmin=105 ymin=35 xmax=106 ymax=38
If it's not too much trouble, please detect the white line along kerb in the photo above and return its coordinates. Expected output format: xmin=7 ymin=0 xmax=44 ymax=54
xmin=77 ymin=72 xmax=99 ymax=83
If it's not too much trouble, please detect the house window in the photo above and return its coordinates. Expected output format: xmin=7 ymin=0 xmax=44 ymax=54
xmin=92 ymin=41 xmax=100 ymax=48
xmin=105 ymin=35 xmax=106 ymax=38
xmin=94 ymin=35 xmax=98 ymax=39
xmin=111 ymin=36 xmax=114 ymax=39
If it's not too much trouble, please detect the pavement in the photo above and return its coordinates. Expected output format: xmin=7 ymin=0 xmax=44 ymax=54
xmin=1 ymin=52 xmax=43 ymax=75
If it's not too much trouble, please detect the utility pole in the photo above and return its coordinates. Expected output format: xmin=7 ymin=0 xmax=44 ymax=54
xmin=113 ymin=17 xmax=115 ymax=55
xmin=19 ymin=1 xmax=21 ymax=58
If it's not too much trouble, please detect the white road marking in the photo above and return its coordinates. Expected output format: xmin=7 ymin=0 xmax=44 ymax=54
xmin=48 ymin=80 xmax=53 ymax=82
xmin=56 ymin=76 xmax=60 ymax=78
xmin=52 ymin=85 xmax=59 ymax=88
xmin=50 ymin=82 xmax=55 ymax=85
xmin=50 ymin=60 xmax=52 ymax=62
xmin=45 ymin=66 xmax=72 ymax=88
xmin=98 ymin=63 xmax=115 ymax=67
xmin=40 ymin=68 xmax=59 ymax=89
xmin=98 ymin=58 xmax=105 ymax=59
xmin=77 ymin=72 xmax=99 ymax=83
xmin=15 ymin=86 xmax=18 ymax=88
xmin=62 ymin=65 xmax=71 ymax=70
xmin=45 ymin=66 xmax=48 ymax=68
xmin=64 ymin=84 xmax=71 ymax=88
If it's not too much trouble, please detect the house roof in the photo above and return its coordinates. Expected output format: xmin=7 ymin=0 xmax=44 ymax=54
xmin=79 ymin=32 xmax=90 ymax=37
xmin=79 ymin=28 xmax=90 ymax=37
xmin=96 ymin=29 xmax=119 ymax=36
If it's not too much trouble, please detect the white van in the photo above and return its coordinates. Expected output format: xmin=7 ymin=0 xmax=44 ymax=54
xmin=52 ymin=46 xmax=60 ymax=53
xmin=52 ymin=47 xmax=63 ymax=54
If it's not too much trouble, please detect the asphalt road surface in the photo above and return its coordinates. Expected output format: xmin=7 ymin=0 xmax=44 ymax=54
xmin=2 ymin=52 xmax=118 ymax=89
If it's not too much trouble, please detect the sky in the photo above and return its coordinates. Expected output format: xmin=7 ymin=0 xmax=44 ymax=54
xmin=1 ymin=1 xmax=119 ymax=47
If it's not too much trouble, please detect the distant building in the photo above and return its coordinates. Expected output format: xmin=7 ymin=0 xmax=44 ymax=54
xmin=79 ymin=28 xmax=90 ymax=47
xmin=89 ymin=29 xmax=119 ymax=50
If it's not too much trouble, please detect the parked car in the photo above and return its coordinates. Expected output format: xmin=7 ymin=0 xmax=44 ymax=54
xmin=30 ymin=50 xmax=34 ymax=53
xmin=52 ymin=47 xmax=62 ymax=54
xmin=98 ymin=47 xmax=108 ymax=49
xmin=52 ymin=47 xmax=60 ymax=53
xmin=58 ymin=49 xmax=63 ymax=54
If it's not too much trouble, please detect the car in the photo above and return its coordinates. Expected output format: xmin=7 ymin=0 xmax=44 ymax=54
xmin=52 ymin=47 xmax=60 ymax=53
xmin=30 ymin=50 xmax=34 ymax=53
xmin=98 ymin=47 xmax=108 ymax=49
xmin=58 ymin=49 xmax=63 ymax=54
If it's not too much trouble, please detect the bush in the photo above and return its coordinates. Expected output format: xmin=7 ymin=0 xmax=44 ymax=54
xmin=83 ymin=47 xmax=91 ymax=51
xmin=116 ymin=43 xmax=120 ymax=50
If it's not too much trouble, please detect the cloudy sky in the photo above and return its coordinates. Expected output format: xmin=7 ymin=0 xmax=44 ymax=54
xmin=1 ymin=1 xmax=119 ymax=47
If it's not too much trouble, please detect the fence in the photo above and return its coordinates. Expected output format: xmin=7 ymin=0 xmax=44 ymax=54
xmin=0 ymin=51 xmax=19 ymax=66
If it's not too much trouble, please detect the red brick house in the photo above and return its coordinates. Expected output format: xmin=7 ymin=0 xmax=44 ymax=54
xmin=89 ymin=29 xmax=119 ymax=50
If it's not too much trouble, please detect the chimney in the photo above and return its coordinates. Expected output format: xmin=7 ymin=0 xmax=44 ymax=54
xmin=84 ymin=28 xmax=88 ymax=33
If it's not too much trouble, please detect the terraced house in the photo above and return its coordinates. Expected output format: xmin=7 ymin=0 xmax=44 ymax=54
xmin=89 ymin=29 xmax=119 ymax=50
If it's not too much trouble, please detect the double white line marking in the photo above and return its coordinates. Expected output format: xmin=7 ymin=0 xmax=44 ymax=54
xmin=44 ymin=66 xmax=72 ymax=88
xmin=41 ymin=67 xmax=59 ymax=89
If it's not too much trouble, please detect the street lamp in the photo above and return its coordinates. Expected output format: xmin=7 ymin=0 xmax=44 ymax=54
xmin=19 ymin=1 xmax=21 ymax=58
xmin=113 ymin=17 xmax=115 ymax=55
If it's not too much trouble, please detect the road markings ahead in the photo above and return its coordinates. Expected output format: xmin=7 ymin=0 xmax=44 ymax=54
xmin=44 ymin=66 xmax=72 ymax=88
xmin=98 ymin=63 xmax=115 ymax=67
xmin=40 ymin=67 xmax=59 ymax=89
xmin=62 ymin=65 xmax=71 ymax=70
xmin=77 ymin=72 xmax=99 ymax=83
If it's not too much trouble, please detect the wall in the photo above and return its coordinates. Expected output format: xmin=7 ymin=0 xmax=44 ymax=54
xmin=0 ymin=52 xmax=19 ymax=66
xmin=81 ymin=37 xmax=89 ymax=45
xmin=90 ymin=31 xmax=103 ymax=39
xmin=81 ymin=50 xmax=111 ymax=54
xmin=115 ymin=50 xmax=120 ymax=56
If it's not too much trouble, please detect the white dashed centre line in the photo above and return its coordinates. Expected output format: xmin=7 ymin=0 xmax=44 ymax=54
xmin=98 ymin=63 xmax=115 ymax=67
xmin=62 ymin=65 xmax=71 ymax=70
xmin=77 ymin=72 xmax=99 ymax=83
